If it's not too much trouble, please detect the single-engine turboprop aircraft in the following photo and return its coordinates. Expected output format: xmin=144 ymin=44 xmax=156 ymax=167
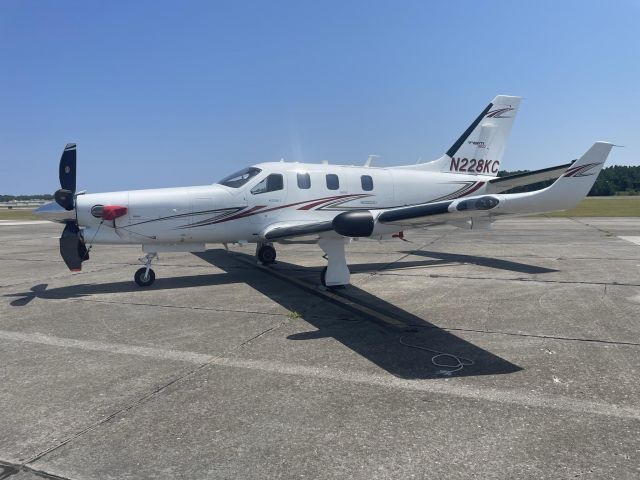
xmin=35 ymin=95 xmax=615 ymax=287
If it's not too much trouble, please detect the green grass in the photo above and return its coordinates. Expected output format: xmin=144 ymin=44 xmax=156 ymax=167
xmin=0 ymin=208 xmax=39 ymax=220
xmin=540 ymin=197 xmax=640 ymax=217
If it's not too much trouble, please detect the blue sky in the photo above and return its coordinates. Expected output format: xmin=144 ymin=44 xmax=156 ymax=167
xmin=1 ymin=0 xmax=639 ymax=194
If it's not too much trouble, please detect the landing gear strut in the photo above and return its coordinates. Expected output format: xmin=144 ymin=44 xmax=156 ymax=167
xmin=135 ymin=252 xmax=157 ymax=287
xmin=318 ymin=238 xmax=350 ymax=288
xmin=256 ymin=243 xmax=277 ymax=265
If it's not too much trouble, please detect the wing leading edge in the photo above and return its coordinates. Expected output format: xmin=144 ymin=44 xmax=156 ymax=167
xmin=262 ymin=221 xmax=334 ymax=241
xmin=485 ymin=161 xmax=574 ymax=194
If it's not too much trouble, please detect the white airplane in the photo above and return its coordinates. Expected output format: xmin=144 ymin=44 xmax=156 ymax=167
xmin=35 ymin=95 xmax=615 ymax=288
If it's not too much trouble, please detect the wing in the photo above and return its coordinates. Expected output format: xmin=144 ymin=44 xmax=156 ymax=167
xmin=333 ymin=142 xmax=614 ymax=236
xmin=262 ymin=221 xmax=335 ymax=242
xmin=485 ymin=161 xmax=574 ymax=194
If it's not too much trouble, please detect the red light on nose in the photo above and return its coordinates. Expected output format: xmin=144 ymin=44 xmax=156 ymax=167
xmin=101 ymin=205 xmax=128 ymax=220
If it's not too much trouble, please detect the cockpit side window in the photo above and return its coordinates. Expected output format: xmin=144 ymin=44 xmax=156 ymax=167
xmin=218 ymin=167 xmax=262 ymax=188
xmin=251 ymin=173 xmax=284 ymax=195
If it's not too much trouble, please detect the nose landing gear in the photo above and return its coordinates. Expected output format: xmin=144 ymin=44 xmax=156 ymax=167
xmin=256 ymin=243 xmax=277 ymax=265
xmin=135 ymin=252 xmax=157 ymax=287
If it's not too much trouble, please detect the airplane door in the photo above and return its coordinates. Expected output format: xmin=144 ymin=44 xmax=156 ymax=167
xmin=248 ymin=173 xmax=287 ymax=224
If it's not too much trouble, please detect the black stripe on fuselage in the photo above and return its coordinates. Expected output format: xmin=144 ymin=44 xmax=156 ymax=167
xmin=128 ymin=207 xmax=245 ymax=228
xmin=445 ymin=103 xmax=493 ymax=158
xmin=378 ymin=201 xmax=452 ymax=223
xmin=264 ymin=221 xmax=334 ymax=240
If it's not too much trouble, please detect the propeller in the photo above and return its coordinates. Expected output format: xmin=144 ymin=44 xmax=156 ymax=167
xmin=54 ymin=143 xmax=77 ymax=210
xmin=53 ymin=144 xmax=89 ymax=271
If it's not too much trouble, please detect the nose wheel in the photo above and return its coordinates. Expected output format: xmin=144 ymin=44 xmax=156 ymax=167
xmin=257 ymin=243 xmax=277 ymax=265
xmin=135 ymin=252 xmax=157 ymax=287
xmin=134 ymin=267 xmax=156 ymax=287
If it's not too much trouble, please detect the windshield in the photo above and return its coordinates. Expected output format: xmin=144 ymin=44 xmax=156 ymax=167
xmin=217 ymin=167 xmax=262 ymax=188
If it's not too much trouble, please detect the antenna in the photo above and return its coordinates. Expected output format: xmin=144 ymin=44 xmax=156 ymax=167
xmin=364 ymin=154 xmax=379 ymax=167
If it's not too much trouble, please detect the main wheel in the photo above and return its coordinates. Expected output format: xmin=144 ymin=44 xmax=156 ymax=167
xmin=257 ymin=245 xmax=277 ymax=265
xmin=134 ymin=267 xmax=155 ymax=287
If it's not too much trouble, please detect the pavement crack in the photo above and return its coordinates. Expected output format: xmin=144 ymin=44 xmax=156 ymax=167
xmin=378 ymin=271 xmax=640 ymax=287
xmin=567 ymin=217 xmax=615 ymax=236
xmin=23 ymin=355 xmax=224 ymax=468
xmin=67 ymin=296 xmax=288 ymax=317
xmin=17 ymin=314 xmax=292 ymax=468
xmin=353 ymin=230 xmax=454 ymax=286
xmin=0 ymin=265 xmax=126 ymax=291
xmin=237 ymin=323 xmax=287 ymax=349
xmin=422 ymin=326 xmax=640 ymax=347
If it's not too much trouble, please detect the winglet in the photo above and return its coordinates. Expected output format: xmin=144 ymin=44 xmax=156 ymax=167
xmin=500 ymin=142 xmax=614 ymax=214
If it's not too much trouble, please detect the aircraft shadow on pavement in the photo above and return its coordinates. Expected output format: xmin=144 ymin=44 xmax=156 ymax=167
xmin=4 ymin=274 xmax=243 ymax=306
xmin=397 ymin=250 xmax=558 ymax=275
xmin=272 ymin=250 xmax=558 ymax=276
xmin=5 ymin=248 xmax=536 ymax=379
xmin=193 ymin=249 xmax=524 ymax=380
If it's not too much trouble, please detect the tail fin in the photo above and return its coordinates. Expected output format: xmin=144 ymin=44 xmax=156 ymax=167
xmin=396 ymin=95 xmax=521 ymax=176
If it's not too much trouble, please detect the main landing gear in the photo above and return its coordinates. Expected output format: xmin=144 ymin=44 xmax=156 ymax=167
xmin=135 ymin=252 xmax=157 ymax=287
xmin=256 ymin=242 xmax=277 ymax=265
xmin=319 ymin=238 xmax=350 ymax=288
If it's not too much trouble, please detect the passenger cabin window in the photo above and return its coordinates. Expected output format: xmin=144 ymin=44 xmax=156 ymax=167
xmin=297 ymin=172 xmax=311 ymax=189
xmin=326 ymin=174 xmax=339 ymax=190
xmin=361 ymin=175 xmax=374 ymax=191
xmin=251 ymin=174 xmax=284 ymax=194
xmin=218 ymin=167 xmax=262 ymax=188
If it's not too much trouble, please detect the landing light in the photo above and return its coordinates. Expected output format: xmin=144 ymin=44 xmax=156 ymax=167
xmin=101 ymin=205 xmax=128 ymax=220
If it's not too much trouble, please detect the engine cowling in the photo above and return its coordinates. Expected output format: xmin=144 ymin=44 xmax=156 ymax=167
xmin=332 ymin=210 xmax=375 ymax=237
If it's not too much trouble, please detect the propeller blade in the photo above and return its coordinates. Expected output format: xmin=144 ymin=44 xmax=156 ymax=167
xmin=59 ymin=143 xmax=77 ymax=193
xmin=59 ymin=221 xmax=89 ymax=271
xmin=55 ymin=143 xmax=77 ymax=211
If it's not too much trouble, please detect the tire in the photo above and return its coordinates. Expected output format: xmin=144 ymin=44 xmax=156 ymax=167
xmin=320 ymin=266 xmax=327 ymax=287
xmin=257 ymin=245 xmax=277 ymax=265
xmin=134 ymin=267 xmax=155 ymax=287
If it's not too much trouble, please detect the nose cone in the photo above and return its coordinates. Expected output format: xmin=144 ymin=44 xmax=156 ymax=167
xmin=33 ymin=202 xmax=76 ymax=223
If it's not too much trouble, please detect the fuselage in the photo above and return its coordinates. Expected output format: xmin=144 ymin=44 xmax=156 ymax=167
xmin=75 ymin=162 xmax=493 ymax=246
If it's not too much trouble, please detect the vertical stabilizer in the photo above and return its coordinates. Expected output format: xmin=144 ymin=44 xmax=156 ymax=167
xmin=396 ymin=95 xmax=521 ymax=176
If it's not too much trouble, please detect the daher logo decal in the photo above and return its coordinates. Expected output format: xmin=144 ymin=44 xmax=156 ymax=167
xmin=486 ymin=107 xmax=514 ymax=118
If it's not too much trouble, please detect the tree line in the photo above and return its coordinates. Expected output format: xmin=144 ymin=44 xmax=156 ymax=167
xmin=498 ymin=165 xmax=640 ymax=196
xmin=0 ymin=194 xmax=54 ymax=202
